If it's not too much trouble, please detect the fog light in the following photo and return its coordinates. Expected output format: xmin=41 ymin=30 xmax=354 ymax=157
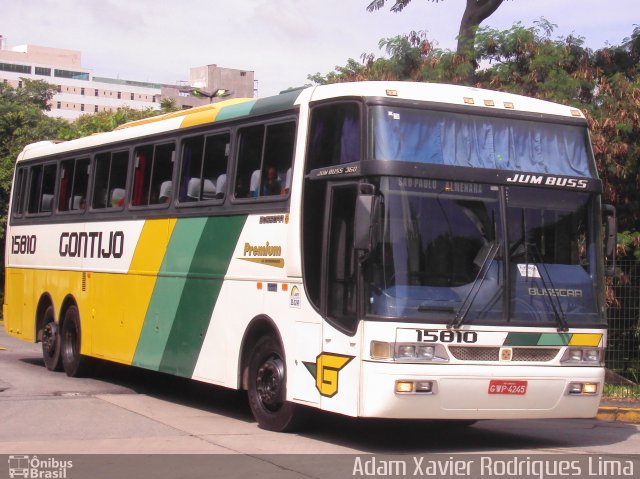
xmin=395 ymin=381 xmax=414 ymax=393
xmin=370 ymin=341 xmax=392 ymax=359
xmin=415 ymin=381 xmax=433 ymax=393
xmin=583 ymin=383 xmax=598 ymax=394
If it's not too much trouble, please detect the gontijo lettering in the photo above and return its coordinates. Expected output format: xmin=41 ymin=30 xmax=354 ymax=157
xmin=59 ymin=231 xmax=124 ymax=258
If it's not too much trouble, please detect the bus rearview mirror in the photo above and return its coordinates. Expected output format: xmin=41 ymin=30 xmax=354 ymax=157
xmin=354 ymin=183 xmax=379 ymax=254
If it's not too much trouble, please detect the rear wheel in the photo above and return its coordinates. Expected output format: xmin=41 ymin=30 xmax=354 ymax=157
xmin=60 ymin=305 xmax=92 ymax=377
xmin=41 ymin=306 xmax=62 ymax=371
xmin=247 ymin=336 xmax=305 ymax=432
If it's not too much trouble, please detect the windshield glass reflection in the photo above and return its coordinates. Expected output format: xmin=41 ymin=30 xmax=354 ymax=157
xmin=365 ymin=178 xmax=600 ymax=325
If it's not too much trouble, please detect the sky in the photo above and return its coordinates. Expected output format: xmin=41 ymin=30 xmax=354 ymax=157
xmin=2 ymin=0 xmax=638 ymax=97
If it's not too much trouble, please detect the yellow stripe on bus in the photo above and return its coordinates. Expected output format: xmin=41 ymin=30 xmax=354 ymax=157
xmin=90 ymin=219 xmax=177 ymax=365
xmin=568 ymin=333 xmax=602 ymax=347
xmin=179 ymin=98 xmax=255 ymax=129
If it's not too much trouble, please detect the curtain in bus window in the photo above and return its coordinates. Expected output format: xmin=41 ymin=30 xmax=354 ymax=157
xmin=372 ymin=108 xmax=592 ymax=177
xmin=58 ymin=164 xmax=70 ymax=211
xmin=133 ymin=153 xmax=146 ymax=206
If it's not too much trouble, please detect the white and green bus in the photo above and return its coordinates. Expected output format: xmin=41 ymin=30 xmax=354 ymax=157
xmin=4 ymin=81 xmax=614 ymax=431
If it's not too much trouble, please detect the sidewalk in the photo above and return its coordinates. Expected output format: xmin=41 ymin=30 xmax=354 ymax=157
xmin=597 ymin=399 xmax=640 ymax=424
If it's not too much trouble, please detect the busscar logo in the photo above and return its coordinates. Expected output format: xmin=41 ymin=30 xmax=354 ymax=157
xmin=303 ymin=352 xmax=354 ymax=397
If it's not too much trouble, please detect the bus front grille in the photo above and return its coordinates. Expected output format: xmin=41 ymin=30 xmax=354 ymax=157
xmin=448 ymin=346 xmax=561 ymax=362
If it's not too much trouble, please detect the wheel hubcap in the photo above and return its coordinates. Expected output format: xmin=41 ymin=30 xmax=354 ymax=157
xmin=256 ymin=355 xmax=284 ymax=411
xmin=43 ymin=323 xmax=58 ymax=355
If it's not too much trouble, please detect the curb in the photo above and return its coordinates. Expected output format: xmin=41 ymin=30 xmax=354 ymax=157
xmin=597 ymin=406 xmax=640 ymax=424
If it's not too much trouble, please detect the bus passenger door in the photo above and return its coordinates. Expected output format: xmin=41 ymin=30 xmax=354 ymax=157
xmin=319 ymin=183 xmax=362 ymax=417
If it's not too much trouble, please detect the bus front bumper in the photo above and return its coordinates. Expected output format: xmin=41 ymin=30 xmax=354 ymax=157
xmin=359 ymin=361 xmax=604 ymax=420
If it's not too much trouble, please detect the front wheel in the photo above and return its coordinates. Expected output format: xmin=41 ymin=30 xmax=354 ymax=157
xmin=247 ymin=336 xmax=305 ymax=432
xmin=60 ymin=305 xmax=92 ymax=377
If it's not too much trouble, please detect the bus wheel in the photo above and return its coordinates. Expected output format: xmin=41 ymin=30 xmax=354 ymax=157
xmin=247 ymin=336 xmax=305 ymax=432
xmin=41 ymin=306 xmax=62 ymax=371
xmin=60 ymin=305 xmax=92 ymax=377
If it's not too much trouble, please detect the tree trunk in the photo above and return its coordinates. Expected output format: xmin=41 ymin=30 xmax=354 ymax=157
xmin=457 ymin=0 xmax=504 ymax=61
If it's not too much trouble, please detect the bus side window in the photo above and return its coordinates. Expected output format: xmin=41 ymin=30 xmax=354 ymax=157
xmin=132 ymin=143 xmax=173 ymax=206
xmin=92 ymin=150 xmax=129 ymax=210
xmin=261 ymin=122 xmax=295 ymax=197
xmin=180 ymin=136 xmax=204 ymax=202
xmin=27 ymin=163 xmax=57 ymax=215
xmin=234 ymin=121 xmax=295 ymax=200
xmin=307 ymin=103 xmax=361 ymax=171
xmin=58 ymin=158 xmax=89 ymax=212
xmin=149 ymin=143 xmax=174 ymax=205
xmin=303 ymin=104 xmax=361 ymax=313
xmin=11 ymin=167 xmax=27 ymax=217
xmin=326 ymin=185 xmax=358 ymax=332
xmin=202 ymin=133 xmax=230 ymax=200
xmin=235 ymin=125 xmax=264 ymax=199
xmin=180 ymin=132 xmax=229 ymax=203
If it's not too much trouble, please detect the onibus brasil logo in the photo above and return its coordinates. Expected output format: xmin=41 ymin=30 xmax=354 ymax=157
xmin=303 ymin=352 xmax=354 ymax=397
xmin=8 ymin=455 xmax=73 ymax=478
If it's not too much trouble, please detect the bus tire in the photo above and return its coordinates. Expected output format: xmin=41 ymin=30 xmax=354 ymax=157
xmin=60 ymin=305 xmax=92 ymax=377
xmin=41 ymin=306 xmax=62 ymax=371
xmin=247 ymin=336 xmax=305 ymax=432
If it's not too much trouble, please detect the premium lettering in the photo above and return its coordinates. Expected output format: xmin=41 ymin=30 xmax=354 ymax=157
xmin=243 ymin=241 xmax=282 ymax=257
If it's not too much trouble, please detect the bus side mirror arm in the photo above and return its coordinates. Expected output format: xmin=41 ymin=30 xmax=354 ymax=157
xmin=354 ymin=183 xmax=380 ymax=257
xmin=603 ymin=204 xmax=616 ymax=276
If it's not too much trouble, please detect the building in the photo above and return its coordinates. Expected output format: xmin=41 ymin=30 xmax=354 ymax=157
xmin=0 ymin=36 xmax=255 ymax=120
xmin=162 ymin=64 xmax=256 ymax=110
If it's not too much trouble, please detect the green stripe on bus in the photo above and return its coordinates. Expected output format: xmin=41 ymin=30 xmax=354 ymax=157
xmin=503 ymin=332 xmax=573 ymax=346
xmin=158 ymin=215 xmax=246 ymax=377
xmin=503 ymin=333 xmax=541 ymax=346
xmin=215 ymin=101 xmax=257 ymax=121
xmin=249 ymin=89 xmax=301 ymax=117
xmin=537 ymin=333 xmax=572 ymax=346
xmin=132 ymin=218 xmax=208 ymax=370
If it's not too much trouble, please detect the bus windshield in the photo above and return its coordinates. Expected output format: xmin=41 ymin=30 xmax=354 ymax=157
xmin=370 ymin=105 xmax=594 ymax=177
xmin=366 ymin=177 xmax=601 ymax=326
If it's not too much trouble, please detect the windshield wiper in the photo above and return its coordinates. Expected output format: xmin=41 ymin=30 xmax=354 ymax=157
xmin=526 ymin=245 xmax=570 ymax=332
xmin=448 ymin=240 xmax=501 ymax=330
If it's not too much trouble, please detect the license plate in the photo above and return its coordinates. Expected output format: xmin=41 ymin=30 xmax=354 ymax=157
xmin=488 ymin=379 xmax=528 ymax=395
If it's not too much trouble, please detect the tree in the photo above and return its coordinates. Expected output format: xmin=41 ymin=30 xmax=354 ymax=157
xmin=310 ymin=21 xmax=640 ymax=237
xmin=366 ymin=0 xmax=505 ymax=64
xmin=0 ymin=79 xmax=66 ymax=239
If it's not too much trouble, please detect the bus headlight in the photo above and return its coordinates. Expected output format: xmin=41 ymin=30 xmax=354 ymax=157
xmin=560 ymin=348 xmax=603 ymax=365
xmin=370 ymin=341 xmax=449 ymax=362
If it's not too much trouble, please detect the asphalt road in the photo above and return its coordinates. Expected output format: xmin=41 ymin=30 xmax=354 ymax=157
xmin=1 ymin=322 xmax=638 ymax=459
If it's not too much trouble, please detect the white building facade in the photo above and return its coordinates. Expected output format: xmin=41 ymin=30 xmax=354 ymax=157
xmin=0 ymin=36 xmax=256 ymax=120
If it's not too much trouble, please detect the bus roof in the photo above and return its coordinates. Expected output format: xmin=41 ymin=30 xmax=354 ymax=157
xmin=17 ymin=81 xmax=585 ymax=163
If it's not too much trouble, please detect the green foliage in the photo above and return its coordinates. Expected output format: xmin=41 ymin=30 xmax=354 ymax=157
xmin=0 ymin=80 xmax=67 ymax=238
xmin=618 ymin=231 xmax=640 ymax=260
xmin=309 ymin=20 xmax=640 ymax=237
xmin=58 ymin=107 xmax=161 ymax=140
xmin=0 ymin=81 xmax=175 ymax=246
